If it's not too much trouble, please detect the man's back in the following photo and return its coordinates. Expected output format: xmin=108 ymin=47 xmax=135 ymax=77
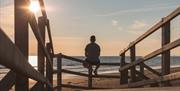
xmin=85 ymin=43 xmax=100 ymax=59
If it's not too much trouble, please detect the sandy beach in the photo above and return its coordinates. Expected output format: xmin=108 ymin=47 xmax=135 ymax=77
xmin=57 ymin=67 xmax=180 ymax=91
xmin=1 ymin=66 xmax=179 ymax=91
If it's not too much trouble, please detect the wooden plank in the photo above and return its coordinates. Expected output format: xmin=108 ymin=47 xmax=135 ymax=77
xmin=93 ymin=74 xmax=120 ymax=78
xmin=61 ymin=84 xmax=89 ymax=89
xmin=28 ymin=13 xmax=53 ymax=68
xmin=0 ymin=71 xmax=16 ymax=91
xmin=30 ymin=82 xmax=42 ymax=91
xmin=142 ymin=63 xmax=161 ymax=76
xmin=139 ymin=62 xmax=144 ymax=74
xmin=119 ymin=38 xmax=180 ymax=72
xmin=60 ymin=84 xmax=106 ymax=89
xmin=46 ymin=19 xmax=54 ymax=54
xmin=88 ymin=68 xmax=93 ymax=89
xmin=57 ymin=56 xmax=62 ymax=91
xmin=0 ymin=28 xmax=51 ymax=86
xmin=24 ymin=0 xmax=52 ymax=68
xmin=86 ymin=87 xmax=180 ymax=91
xmin=38 ymin=16 xmax=46 ymax=76
xmin=119 ymin=71 xmax=180 ymax=88
xmin=21 ymin=0 xmax=53 ymax=69
xmin=135 ymin=70 xmax=149 ymax=80
xmin=61 ymin=54 xmax=83 ymax=63
xmin=38 ymin=0 xmax=47 ymax=18
xmin=46 ymin=43 xmax=53 ymax=91
xmin=100 ymin=63 xmax=120 ymax=66
xmin=120 ymin=53 xmax=128 ymax=84
xmin=130 ymin=45 xmax=136 ymax=82
xmin=61 ymin=54 xmax=120 ymax=65
xmin=119 ymin=7 xmax=180 ymax=55
xmin=36 ymin=16 xmax=46 ymax=90
xmin=161 ymin=21 xmax=171 ymax=86
xmin=15 ymin=0 xmax=29 ymax=90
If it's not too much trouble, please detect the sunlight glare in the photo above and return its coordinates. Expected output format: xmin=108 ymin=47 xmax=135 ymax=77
xmin=29 ymin=1 xmax=40 ymax=13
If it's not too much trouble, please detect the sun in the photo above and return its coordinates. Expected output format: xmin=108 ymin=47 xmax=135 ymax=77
xmin=29 ymin=1 xmax=40 ymax=13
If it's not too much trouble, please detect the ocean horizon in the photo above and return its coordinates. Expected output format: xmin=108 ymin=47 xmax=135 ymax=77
xmin=0 ymin=56 xmax=179 ymax=75
xmin=0 ymin=56 xmax=179 ymax=79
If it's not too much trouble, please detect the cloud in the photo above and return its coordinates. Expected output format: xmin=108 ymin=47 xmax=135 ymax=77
xmin=111 ymin=19 xmax=124 ymax=31
xmin=124 ymin=20 xmax=150 ymax=36
xmin=111 ymin=19 xmax=148 ymax=33
xmin=96 ymin=6 xmax=178 ymax=17
xmin=112 ymin=20 xmax=118 ymax=26
xmin=130 ymin=20 xmax=148 ymax=30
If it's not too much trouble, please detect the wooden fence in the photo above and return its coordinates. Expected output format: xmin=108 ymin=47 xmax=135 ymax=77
xmin=53 ymin=53 xmax=121 ymax=91
xmin=119 ymin=7 xmax=180 ymax=87
xmin=0 ymin=0 xmax=54 ymax=91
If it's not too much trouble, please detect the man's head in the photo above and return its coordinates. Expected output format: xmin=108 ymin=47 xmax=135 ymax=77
xmin=90 ymin=35 xmax=96 ymax=43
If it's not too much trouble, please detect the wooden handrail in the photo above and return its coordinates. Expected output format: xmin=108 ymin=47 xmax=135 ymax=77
xmin=55 ymin=54 xmax=120 ymax=66
xmin=61 ymin=54 xmax=83 ymax=63
xmin=28 ymin=13 xmax=53 ymax=68
xmin=46 ymin=19 xmax=54 ymax=54
xmin=38 ymin=0 xmax=54 ymax=55
xmin=0 ymin=28 xmax=51 ymax=87
xmin=119 ymin=38 xmax=180 ymax=72
xmin=141 ymin=63 xmax=161 ymax=76
xmin=23 ymin=0 xmax=53 ymax=68
xmin=0 ymin=0 xmax=54 ymax=90
xmin=38 ymin=0 xmax=47 ymax=18
xmin=119 ymin=7 xmax=180 ymax=55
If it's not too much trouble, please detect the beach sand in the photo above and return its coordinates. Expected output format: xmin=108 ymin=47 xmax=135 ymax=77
xmin=57 ymin=67 xmax=180 ymax=91
xmin=3 ymin=67 xmax=180 ymax=91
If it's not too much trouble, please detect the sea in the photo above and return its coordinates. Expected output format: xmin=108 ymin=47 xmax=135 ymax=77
xmin=57 ymin=56 xmax=180 ymax=74
xmin=0 ymin=56 xmax=180 ymax=78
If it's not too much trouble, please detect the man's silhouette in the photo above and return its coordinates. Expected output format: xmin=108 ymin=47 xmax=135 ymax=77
xmin=84 ymin=35 xmax=101 ymax=75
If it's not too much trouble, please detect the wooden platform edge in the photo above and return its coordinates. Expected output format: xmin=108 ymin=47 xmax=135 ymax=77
xmin=119 ymin=71 xmax=180 ymax=88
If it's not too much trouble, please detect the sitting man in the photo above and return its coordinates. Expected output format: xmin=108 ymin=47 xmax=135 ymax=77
xmin=84 ymin=35 xmax=101 ymax=75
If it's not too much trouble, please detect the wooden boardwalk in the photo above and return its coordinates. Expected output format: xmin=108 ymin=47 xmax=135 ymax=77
xmin=86 ymin=87 xmax=180 ymax=91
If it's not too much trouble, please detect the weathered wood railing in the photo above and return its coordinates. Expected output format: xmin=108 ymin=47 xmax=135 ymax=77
xmin=0 ymin=0 xmax=54 ymax=91
xmin=119 ymin=7 xmax=180 ymax=87
xmin=53 ymin=53 xmax=121 ymax=90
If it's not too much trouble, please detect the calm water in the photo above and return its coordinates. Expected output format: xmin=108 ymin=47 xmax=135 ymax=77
xmin=0 ymin=56 xmax=180 ymax=74
xmin=54 ymin=56 xmax=180 ymax=74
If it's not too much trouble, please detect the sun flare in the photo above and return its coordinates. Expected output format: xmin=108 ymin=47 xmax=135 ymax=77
xmin=29 ymin=1 xmax=40 ymax=13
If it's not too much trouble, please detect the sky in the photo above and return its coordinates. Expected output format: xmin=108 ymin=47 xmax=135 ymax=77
xmin=0 ymin=0 xmax=180 ymax=56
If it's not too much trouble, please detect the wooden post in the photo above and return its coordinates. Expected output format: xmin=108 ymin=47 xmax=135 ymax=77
xmin=140 ymin=63 xmax=144 ymax=75
xmin=88 ymin=66 xmax=92 ymax=89
xmin=15 ymin=0 xmax=29 ymax=90
xmin=130 ymin=45 xmax=136 ymax=82
xmin=161 ymin=20 xmax=171 ymax=86
xmin=37 ymin=16 xmax=46 ymax=90
xmin=57 ymin=55 xmax=62 ymax=91
xmin=120 ymin=53 xmax=128 ymax=84
xmin=46 ymin=43 xmax=53 ymax=91
xmin=139 ymin=63 xmax=146 ymax=82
